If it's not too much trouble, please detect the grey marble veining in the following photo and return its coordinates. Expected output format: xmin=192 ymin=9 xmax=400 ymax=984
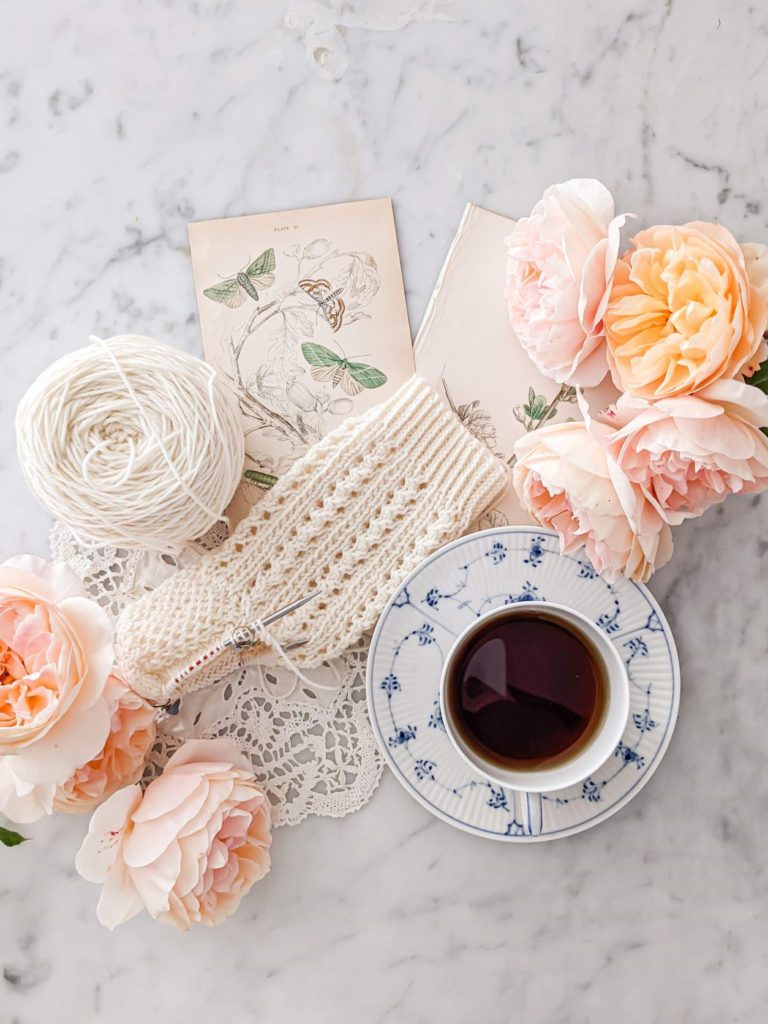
xmin=2 ymin=1 xmax=768 ymax=1021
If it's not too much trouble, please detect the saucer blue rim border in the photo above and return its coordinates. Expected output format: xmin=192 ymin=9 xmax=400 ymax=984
xmin=365 ymin=526 xmax=681 ymax=843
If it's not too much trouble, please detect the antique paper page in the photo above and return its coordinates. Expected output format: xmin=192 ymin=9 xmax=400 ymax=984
xmin=414 ymin=203 xmax=614 ymax=527
xmin=190 ymin=198 xmax=414 ymax=522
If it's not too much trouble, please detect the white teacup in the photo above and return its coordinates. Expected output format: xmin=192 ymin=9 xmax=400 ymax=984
xmin=439 ymin=601 xmax=629 ymax=793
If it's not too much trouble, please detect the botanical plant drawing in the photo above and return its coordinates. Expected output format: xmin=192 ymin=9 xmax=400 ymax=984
xmin=441 ymin=378 xmax=578 ymax=527
xmin=204 ymin=238 xmax=387 ymax=487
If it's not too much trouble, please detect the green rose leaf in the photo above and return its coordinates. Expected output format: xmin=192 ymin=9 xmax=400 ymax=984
xmin=0 ymin=826 xmax=28 ymax=847
xmin=529 ymin=395 xmax=549 ymax=419
xmin=747 ymin=357 xmax=768 ymax=396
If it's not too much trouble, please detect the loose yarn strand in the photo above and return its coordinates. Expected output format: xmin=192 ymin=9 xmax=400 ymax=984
xmin=241 ymin=596 xmax=337 ymax=700
xmin=251 ymin=622 xmax=339 ymax=699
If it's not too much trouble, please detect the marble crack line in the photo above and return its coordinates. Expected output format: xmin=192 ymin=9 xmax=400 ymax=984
xmin=375 ymin=979 xmax=416 ymax=1024
xmin=64 ymin=230 xmax=168 ymax=308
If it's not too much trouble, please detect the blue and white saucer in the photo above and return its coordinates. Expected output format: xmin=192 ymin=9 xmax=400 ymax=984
xmin=366 ymin=527 xmax=680 ymax=842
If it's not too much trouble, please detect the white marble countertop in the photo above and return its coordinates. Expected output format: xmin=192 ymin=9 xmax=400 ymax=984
xmin=2 ymin=2 xmax=768 ymax=1021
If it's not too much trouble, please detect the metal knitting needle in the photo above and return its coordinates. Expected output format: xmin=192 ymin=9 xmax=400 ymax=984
xmin=159 ymin=591 xmax=321 ymax=709
xmin=266 ymin=590 xmax=320 ymax=623
xmin=223 ymin=591 xmax=320 ymax=651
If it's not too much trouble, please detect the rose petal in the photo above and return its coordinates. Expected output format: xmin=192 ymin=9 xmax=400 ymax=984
xmin=56 ymin=596 xmax=115 ymax=709
xmin=10 ymin=691 xmax=112 ymax=785
xmin=96 ymin=856 xmax=145 ymax=930
xmin=0 ymin=757 xmax=55 ymax=823
xmin=164 ymin=738 xmax=252 ymax=774
xmin=123 ymin=781 xmax=231 ymax=866
xmin=76 ymin=784 xmax=142 ymax=883
xmin=130 ymin=772 xmax=208 ymax=824
xmin=130 ymin=841 xmax=183 ymax=918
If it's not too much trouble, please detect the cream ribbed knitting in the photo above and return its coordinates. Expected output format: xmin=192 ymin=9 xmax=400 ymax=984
xmin=116 ymin=376 xmax=508 ymax=702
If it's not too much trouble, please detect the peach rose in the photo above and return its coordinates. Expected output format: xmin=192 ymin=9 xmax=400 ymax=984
xmin=597 ymin=380 xmax=768 ymax=525
xmin=0 ymin=556 xmax=114 ymax=786
xmin=0 ymin=671 xmax=156 ymax=822
xmin=76 ymin=738 xmax=272 ymax=930
xmin=604 ymin=223 xmax=768 ymax=399
xmin=505 ymin=178 xmax=628 ymax=387
xmin=56 ymin=673 xmax=156 ymax=812
xmin=512 ymin=418 xmax=672 ymax=582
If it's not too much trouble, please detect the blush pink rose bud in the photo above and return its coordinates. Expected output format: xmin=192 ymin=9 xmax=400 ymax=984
xmin=605 ymin=223 xmax=768 ymax=399
xmin=597 ymin=380 xmax=768 ymax=525
xmin=76 ymin=738 xmax=272 ymax=931
xmin=505 ymin=178 xmax=628 ymax=387
xmin=512 ymin=419 xmax=673 ymax=583
xmin=0 ymin=556 xmax=114 ymax=789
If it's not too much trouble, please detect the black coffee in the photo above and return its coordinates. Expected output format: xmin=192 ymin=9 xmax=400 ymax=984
xmin=447 ymin=610 xmax=606 ymax=770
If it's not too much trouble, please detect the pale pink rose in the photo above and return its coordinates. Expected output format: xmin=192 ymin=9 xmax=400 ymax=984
xmin=512 ymin=419 xmax=673 ymax=583
xmin=0 ymin=556 xmax=114 ymax=788
xmin=0 ymin=671 xmax=156 ymax=822
xmin=505 ymin=178 xmax=628 ymax=387
xmin=605 ymin=223 xmax=768 ymax=399
xmin=596 ymin=380 xmax=768 ymax=525
xmin=55 ymin=672 xmax=156 ymax=812
xmin=76 ymin=738 xmax=272 ymax=931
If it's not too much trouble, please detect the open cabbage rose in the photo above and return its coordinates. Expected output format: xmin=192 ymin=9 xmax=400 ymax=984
xmin=76 ymin=738 xmax=272 ymax=930
xmin=597 ymin=380 xmax=768 ymax=524
xmin=604 ymin=224 xmax=768 ymax=399
xmin=512 ymin=419 xmax=673 ymax=583
xmin=0 ymin=556 xmax=114 ymax=788
xmin=505 ymin=178 xmax=628 ymax=387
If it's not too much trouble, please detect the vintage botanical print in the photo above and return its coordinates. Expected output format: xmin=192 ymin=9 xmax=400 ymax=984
xmin=441 ymin=378 xmax=578 ymax=527
xmin=190 ymin=199 xmax=414 ymax=522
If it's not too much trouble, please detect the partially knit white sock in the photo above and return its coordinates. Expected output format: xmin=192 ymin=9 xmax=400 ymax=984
xmin=116 ymin=376 xmax=508 ymax=701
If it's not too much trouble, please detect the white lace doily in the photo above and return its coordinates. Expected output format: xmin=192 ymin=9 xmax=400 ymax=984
xmin=50 ymin=522 xmax=383 ymax=828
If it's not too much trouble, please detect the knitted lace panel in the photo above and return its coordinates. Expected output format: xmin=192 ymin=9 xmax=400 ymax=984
xmin=116 ymin=376 xmax=508 ymax=701
xmin=49 ymin=523 xmax=383 ymax=828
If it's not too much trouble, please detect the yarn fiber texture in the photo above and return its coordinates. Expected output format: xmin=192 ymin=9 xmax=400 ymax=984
xmin=15 ymin=335 xmax=245 ymax=552
xmin=116 ymin=375 xmax=509 ymax=702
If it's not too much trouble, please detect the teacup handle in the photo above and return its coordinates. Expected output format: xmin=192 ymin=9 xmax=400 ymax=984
xmin=519 ymin=791 xmax=543 ymax=837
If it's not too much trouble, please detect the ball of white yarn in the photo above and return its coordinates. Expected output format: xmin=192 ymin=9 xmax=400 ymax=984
xmin=16 ymin=334 xmax=245 ymax=552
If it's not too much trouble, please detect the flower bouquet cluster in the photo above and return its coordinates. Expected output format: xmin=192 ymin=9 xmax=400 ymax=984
xmin=0 ymin=556 xmax=271 ymax=929
xmin=506 ymin=178 xmax=768 ymax=582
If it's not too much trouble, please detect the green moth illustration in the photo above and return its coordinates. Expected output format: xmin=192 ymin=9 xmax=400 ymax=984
xmin=301 ymin=342 xmax=387 ymax=397
xmin=203 ymin=248 xmax=276 ymax=308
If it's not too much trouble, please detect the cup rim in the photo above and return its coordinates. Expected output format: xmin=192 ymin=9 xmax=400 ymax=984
xmin=438 ymin=601 xmax=629 ymax=793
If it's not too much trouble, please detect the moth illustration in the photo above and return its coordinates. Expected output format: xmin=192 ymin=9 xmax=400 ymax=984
xmin=203 ymin=248 xmax=276 ymax=307
xmin=299 ymin=278 xmax=345 ymax=332
xmin=301 ymin=342 xmax=387 ymax=397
